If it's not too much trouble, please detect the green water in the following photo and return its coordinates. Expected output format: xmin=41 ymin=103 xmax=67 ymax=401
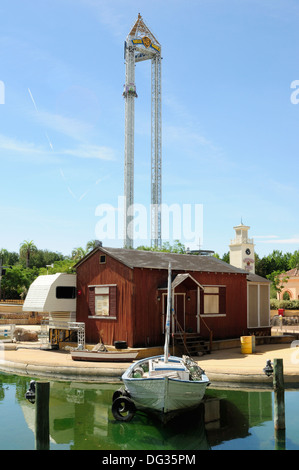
xmin=0 ymin=372 xmax=298 ymax=451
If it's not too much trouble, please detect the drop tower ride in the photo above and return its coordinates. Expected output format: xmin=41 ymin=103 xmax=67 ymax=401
xmin=123 ymin=14 xmax=162 ymax=249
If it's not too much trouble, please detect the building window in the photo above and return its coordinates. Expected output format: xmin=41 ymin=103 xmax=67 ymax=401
xmin=88 ymin=285 xmax=117 ymax=318
xmin=95 ymin=287 xmax=109 ymax=315
xmin=99 ymin=255 xmax=106 ymax=264
xmin=56 ymin=286 xmax=76 ymax=299
xmin=203 ymin=286 xmax=226 ymax=315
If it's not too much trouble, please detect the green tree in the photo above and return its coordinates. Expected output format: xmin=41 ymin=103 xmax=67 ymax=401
xmin=266 ymin=270 xmax=289 ymax=298
xmin=0 ymin=249 xmax=9 ymax=264
xmin=137 ymin=240 xmax=186 ymax=253
xmin=19 ymin=240 xmax=37 ymax=268
xmin=71 ymin=240 xmax=100 ymax=262
xmin=222 ymin=252 xmax=230 ymax=263
xmin=38 ymin=258 xmax=76 ymax=275
xmin=1 ymin=265 xmax=38 ymax=299
xmin=29 ymin=249 xmax=65 ymax=269
xmin=71 ymin=247 xmax=87 ymax=261
xmin=266 ymin=250 xmax=291 ymax=272
xmin=289 ymin=250 xmax=299 ymax=270
xmin=255 ymin=250 xmax=291 ymax=278
xmin=86 ymin=240 xmax=100 ymax=252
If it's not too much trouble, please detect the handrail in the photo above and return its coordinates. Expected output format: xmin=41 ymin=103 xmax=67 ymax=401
xmin=171 ymin=310 xmax=213 ymax=353
xmin=172 ymin=312 xmax=191 ymax=356
xmin=198 ymin=313 xmax=213 ymax=352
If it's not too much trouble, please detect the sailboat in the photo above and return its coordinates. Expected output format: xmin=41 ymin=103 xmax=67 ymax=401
xmin=112 ymin=263 xmax=210 ymax=421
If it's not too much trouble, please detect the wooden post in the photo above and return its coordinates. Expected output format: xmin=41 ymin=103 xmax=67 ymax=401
xmin=35 ymin=381 xmax=50 ymax=450
xmin=209 ymin=330 xmax=213 ymax=353
xmin=273 ymin=359 xmax=285 ymax=431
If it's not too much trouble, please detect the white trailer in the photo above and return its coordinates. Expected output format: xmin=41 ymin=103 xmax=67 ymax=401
xmin=23 ymin=273 xmax=84 ymax=349
xmin=23 ymin=273 xmax=76 ymax=314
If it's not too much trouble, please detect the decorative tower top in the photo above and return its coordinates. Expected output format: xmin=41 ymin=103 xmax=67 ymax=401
xmin=229 ymin=222 xmax=255 ymax=273
xmin=126 ymin=13 xmax=161 ymax=52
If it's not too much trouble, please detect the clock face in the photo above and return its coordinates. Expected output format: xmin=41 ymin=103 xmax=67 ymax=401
xmin=245 ymin=248 xmax=251 ymax=255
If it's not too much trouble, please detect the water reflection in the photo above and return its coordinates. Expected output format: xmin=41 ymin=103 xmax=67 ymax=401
xmin=0 ymin=373 xmax=289 ymax=450
xmin=204 ymin=389 xmax=272 ymax=448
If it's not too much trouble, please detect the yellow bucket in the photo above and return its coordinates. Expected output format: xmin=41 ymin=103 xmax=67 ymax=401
xmin=240 ymin=336 xmax=254 ymax=354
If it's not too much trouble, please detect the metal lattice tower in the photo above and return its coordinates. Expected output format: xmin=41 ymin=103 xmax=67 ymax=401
xmin=123 ymin=14 xmax=162 ymax=248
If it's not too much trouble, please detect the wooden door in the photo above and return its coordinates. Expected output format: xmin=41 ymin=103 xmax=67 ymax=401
xmin=174 ymin=293 xmax=185 ymax=332
xmin=162 ymin=293 xmax=185 ymax=333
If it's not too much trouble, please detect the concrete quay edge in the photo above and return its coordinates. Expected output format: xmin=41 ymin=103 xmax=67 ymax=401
xmin=1 ymin=336 xmax=299 ymax=387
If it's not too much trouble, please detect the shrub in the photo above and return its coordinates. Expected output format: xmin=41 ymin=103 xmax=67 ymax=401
xmin=270 ymin=299 xmax=299 ymax=310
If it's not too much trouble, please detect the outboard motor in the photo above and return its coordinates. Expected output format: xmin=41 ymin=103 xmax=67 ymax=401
xmin=25 ymin=380 xmax=36 ymax=404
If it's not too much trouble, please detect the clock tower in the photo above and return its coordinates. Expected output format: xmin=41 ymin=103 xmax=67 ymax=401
xmin=229 ymin=222 xmax=255 ymax=273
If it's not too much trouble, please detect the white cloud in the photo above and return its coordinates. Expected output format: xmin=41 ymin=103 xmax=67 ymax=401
xmin=259 ymin=237 xmax=299 ymax=244
xmin=62 ymin=144 xmax=115 ymax=161
xmin=76 ymin=0 xmax=127 ymax=38
xmin=0 ymin=134 xmax=44 ymax=155
xmin=0 ymin=133 xmax=59 ymax=164
xmin=253 ymin=235 xmax=279 ymax=239
xmin=0 ymin=133 xmax=115 ymax=166
xmin=32 ymin=110 xmax=94 ymax=141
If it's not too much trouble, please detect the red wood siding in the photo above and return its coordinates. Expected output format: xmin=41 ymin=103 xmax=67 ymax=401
xmin=132 ymin=268 xmax=167 ymax=347
xmin=194 ymin=271 xmax=248 ymax=340
xmin=76 ymin=251 xmax=134 ymax=346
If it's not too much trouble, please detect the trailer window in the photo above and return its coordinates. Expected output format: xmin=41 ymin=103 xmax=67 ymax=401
xmin=56 ymin=286 xmax=76 ymax=299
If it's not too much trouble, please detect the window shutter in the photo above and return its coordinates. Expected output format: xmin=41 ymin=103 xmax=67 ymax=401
xmin=109 ymin=286 xmax=117 ymax=316
xmin=88 ymin=287 xmax=95 ymax=316
xmin=219 ymin=287 xmax=226 ymax=314
xmin=200 ymin=292 xmax=204 ymax=315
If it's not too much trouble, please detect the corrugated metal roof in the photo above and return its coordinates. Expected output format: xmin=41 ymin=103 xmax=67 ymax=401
xmin=76 ymin=246 xmax=248 ymax=275
xmin=247 ymin=273 xmax=271 ymax=283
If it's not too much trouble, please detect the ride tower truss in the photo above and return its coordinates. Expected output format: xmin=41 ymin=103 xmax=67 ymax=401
xmin=123 ymin=14 xmax=162 ymax=248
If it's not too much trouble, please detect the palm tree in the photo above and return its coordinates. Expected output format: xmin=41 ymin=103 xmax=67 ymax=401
xmin=20 ymin=240 xmax=37 ymax=268
xmin=86 ymin=240 xmax=101 ymax=252
xmin=71 ymin=247 xmax=87 ymax=262
xmin=0 ymin=249 xmax=9 ymax=265
xmin=71 ymin=241 xmax=101 ymax=262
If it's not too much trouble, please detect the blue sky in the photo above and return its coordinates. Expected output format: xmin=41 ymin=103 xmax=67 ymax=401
xmin=0 ymin=0 xmax=299 ymax=258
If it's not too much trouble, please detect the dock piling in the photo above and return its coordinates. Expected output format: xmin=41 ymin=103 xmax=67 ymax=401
xmin=35 ymin=381 xmax=50 ymax=450
xmin=273 ymin=358 xmax=285 ymax=431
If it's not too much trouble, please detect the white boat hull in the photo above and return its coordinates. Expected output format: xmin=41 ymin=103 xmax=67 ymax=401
xmin=122 ymin=355 xmax=209 ymax=414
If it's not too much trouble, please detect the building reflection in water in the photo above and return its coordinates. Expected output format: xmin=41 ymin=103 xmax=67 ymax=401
xmin=204 ymin=389 xmax=272 ymax=447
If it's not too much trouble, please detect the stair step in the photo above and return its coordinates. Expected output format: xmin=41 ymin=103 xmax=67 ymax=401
xmin=172 ymin=334 xmax=211 ymax=355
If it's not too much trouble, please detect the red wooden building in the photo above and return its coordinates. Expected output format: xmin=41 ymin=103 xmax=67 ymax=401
xmin=75 ymin=246 xmax=269 ymax=348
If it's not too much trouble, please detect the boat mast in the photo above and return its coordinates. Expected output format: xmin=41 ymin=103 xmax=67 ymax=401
xmin=164 ymin=263 xmax=172 ymax=363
